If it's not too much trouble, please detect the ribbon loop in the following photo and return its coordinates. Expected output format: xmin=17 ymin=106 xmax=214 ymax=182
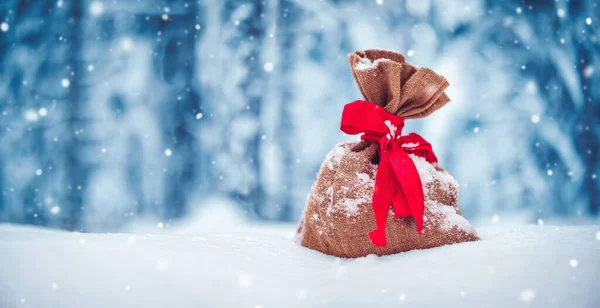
xmin=340 ymin=100 xmax=437 ymax=247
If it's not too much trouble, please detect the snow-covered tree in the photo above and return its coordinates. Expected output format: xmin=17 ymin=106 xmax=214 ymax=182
xmin=0 ymin=0 xmax=91 ymax=229
xmin=196 ymin=0 xmax=270 ymax=218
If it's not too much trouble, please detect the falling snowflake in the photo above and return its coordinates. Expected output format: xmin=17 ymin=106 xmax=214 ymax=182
xmin=519 ymin=288 xmax=536 ymax=302
xmin=24 ymin=110 xmax=40 ymax=122
xmin=263 ymin=62 xmax=274 ymax=72
xmin=491 ymin=215 xmax=500 ymax=224
xmin=569 ymin=259 xmax=578 ymax=267
xmin=61 ymin=78 xmax=70 ymax=88
xmin=121 ymin=37 xmax=133 ymax=51
xmin=90 ymin=1 xmax=104 ymax=16
xmin=583 ymin=66 xmax=594 ymax=78
xmin=0 ymin=22 xmax=9 ymax=32
xmin=239 ymin=273 xmax=253 ymax=288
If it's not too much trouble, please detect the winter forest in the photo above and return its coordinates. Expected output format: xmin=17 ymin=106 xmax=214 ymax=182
xmin=0 ymin=0 xmax=598 ymax=232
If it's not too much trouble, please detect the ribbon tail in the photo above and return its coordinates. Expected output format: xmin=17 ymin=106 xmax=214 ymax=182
xmin=369 ymin=149 xmax=397 ymax=247
xmin=391 ymin=192 xmax=411 ymax=217
xmin=388 ymin=148 xmax=425 ymax=234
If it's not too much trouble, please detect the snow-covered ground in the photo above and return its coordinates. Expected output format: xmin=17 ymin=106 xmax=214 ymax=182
xmin=1 ymin=222 xmax=599 ymax=308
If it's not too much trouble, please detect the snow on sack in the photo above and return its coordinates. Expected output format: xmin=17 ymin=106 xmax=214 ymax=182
xmin=294 ymin=50 xmax=478 ymax=258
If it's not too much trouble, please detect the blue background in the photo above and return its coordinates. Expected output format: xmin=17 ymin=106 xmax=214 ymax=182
xmin=0 ymin=0 xmax=598 ymax=231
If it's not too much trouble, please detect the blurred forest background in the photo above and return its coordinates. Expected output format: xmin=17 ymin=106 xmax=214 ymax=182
xmin=0 ymin=0 xmax=598 ymax=231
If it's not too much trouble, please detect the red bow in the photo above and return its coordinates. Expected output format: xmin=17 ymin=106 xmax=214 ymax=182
xmin=340 ymin=100 xmax=438 ymax=247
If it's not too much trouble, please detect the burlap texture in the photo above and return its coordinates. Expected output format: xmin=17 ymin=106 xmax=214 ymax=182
xmin=294 ymin=50 xmax=478 ymax=258
xmin=348 ymin=49 xmax=450 ymax=118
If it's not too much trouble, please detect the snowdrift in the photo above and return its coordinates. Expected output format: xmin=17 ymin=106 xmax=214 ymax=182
xmin=0 ymin=224 xmax=599 ymax=307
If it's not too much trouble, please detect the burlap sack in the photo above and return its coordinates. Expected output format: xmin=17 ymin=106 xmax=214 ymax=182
xmin=294 ymin=50 xmax=478 ymax=258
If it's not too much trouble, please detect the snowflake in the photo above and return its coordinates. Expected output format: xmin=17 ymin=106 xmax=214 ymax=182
xmin=61 ymin=78 xmax=70 ymax=88
xmin=569 ymin=259 xmax=578 ymax=267
xmin=263 ymin=62 xmax=274 ymax=72
xmin=530 ymin=114 xmax=540 ymax=124
xmin=121 ymin=37 xmax=133 ymax=51
xmin=491 ymin=215 xmax=500 ymax=224
xmin=519 ymin=288 xmax=536 ymax=302
xmin=24 ymin=110 xmax=39 ymax=122
xmin=90 ymin=1 xmax=104 ymax=16
xmin=239 ymin=273 xmax=253 ymax=288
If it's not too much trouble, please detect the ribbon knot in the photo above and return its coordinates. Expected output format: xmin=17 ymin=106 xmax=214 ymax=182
xmin=340 ymin=100 xmax=438 ymax=247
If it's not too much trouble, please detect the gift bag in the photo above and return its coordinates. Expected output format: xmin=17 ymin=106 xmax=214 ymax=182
xmin=294 ymin=50 xmax=478 ymax=258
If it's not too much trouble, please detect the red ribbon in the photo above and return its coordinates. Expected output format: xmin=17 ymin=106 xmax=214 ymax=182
xmin=340 ymin=100 xmax=438 ymax=247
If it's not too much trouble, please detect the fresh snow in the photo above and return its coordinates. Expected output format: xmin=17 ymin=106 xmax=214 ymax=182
xmin=1 ymin=223 xmax=599 ymax=308
xmin=402 ymin=142 xmax=420 ymax=148
xmin=354 ymin=57 xmax=390 ymax=70
xmin=339 ymin=196 xmax=368 ymax=217
xmin=326 ymin=142 xmax=349 ymax=170
xmin=355 ymin=172 xmax=373 ymax=186
xmin=426 ymin=202 xmax=475 ymax=233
